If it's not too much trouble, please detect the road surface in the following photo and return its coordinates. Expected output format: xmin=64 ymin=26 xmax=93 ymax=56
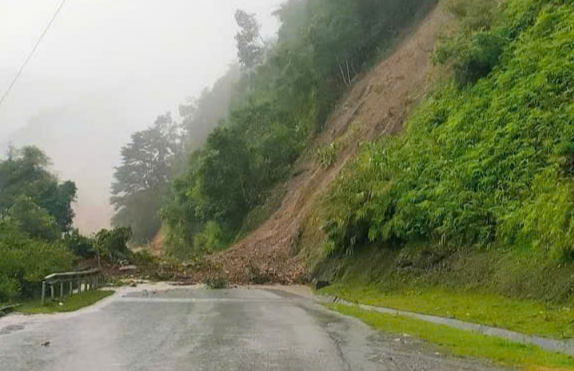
xmin=0 ymin=285 xmax=505 ymax=371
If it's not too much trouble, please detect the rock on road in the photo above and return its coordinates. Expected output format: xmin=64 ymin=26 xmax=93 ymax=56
xmin=0 ymin=285 xmax=505 ymax=371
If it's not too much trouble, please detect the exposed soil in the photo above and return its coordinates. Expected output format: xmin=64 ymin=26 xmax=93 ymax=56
xmin=178 ymin=3 xmax=450 ymax=285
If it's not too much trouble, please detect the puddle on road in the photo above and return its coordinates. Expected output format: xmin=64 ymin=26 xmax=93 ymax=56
xmin=0 ymin=324 xmax=25 ymax=336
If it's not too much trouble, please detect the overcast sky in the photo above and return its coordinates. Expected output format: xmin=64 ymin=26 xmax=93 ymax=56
xmin=0 ymin=0 xmax=284 ymax=136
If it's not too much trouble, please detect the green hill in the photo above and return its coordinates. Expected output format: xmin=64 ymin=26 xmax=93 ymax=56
xmin=316 ymin=0 xmax=574 ymax=302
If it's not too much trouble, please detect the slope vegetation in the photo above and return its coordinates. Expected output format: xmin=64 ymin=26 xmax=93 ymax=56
xmin=314 ymin=0 xmax=574 ymax=305
xmin=202 ymin=4 xmax=449 ymax=283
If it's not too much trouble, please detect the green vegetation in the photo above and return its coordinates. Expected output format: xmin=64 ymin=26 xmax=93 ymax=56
xmin=111 ymin=114 xmax=179 ymax=243
xmin=204 ymin=276 xmax=229 ymax=290
xmin=313 ymin=2 xmax=574 ymax=359
xmin=93 ymin=227 xmax=134 ymax=264
xmin=323 ymin=284 xmax=574 ymax=339
xmin=0 ymin=147 xmax=77 ymax=301
xmin=317 ymin=143 xmax=341 ymax=168
xmin=328 ymin=304 xmax=574 ymax=371
xmin=0 ymin=146 xmax=138 ymax=303
xmin=160 ymin=0 xmax=434 ymax=258
xmin=321 ymin=0 xmax=574 ymax=270
xmin=17 ymin=290 xmax=114 ymax=314
xmin=0 ymin=223 xmax=74 ymax=301
xmin=0 ymin=146 xmax=77 ymax=237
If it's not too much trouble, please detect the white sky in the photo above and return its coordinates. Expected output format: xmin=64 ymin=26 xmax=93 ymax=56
xmin=0 ymin=0 xmax=283 ymax=135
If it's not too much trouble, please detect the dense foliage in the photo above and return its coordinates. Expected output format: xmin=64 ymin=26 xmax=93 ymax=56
xmin=111 ymin=114 xmax=180 ymax=243
xmin=0 ymin=146 xmax=77 ymax=236
xmin=322 ymin=0 xmax=574 ymax=261
xmin=0 ymin=147 xmax=77 ymax=301
xmin=0 ymin=220 xmax=74 ymax=301
xmin=161 ymin=0 xmax=432 ymax=258
xmin=0 ymin=147 xmax=134 ymax=302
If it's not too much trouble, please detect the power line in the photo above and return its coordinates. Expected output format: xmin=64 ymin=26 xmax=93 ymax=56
xmin=0 ymin=0 xmax=69 ymax=110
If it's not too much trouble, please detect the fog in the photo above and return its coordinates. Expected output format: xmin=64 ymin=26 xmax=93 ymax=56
xmin=0 ymin=0 xmax=284 ymax=233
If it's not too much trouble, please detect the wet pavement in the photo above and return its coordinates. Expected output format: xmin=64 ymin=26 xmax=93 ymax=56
xmin=0 ymin=285 xmax=507 ymax=371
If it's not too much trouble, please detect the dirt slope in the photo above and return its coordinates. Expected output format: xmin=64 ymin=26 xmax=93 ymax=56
xmin=197 ymin=4 xmax=449 ymax=284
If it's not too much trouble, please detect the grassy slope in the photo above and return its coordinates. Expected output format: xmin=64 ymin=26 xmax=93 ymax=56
xmin=17 ymin=290 xmax=114 ymax=314
xmin=309 ymin=0 xmax=574 ymax=365
xmin=316 ymin=0 xmax=574 ymax=272
xmin=329 ymin=304 xmax=574 ymax=371
xmin=323 ymin=284 xmax=574 ymax=339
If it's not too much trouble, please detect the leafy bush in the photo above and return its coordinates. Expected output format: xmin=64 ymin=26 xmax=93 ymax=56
xmin=8 ymin=195 xmax=61 ymax=241
xmin=95 ymin=227 xmax=133 ymax=264
xmin=205 ymin=276 xmax=229 ymax=289
xmin=193 ymin=221 xmax=228 ymax=254
xmin=435 ymin=0 xmax=505 ymax=86
xmin=64 ymin=229 xmax=97 ymax=258
xmin=132 ymin=249 xmax=157 ymax=267
xmin=317 ymin=143 xmax=340 ymax=168
xmin=323 ymin=0 xmax=574 ymax=260
xmin=0 ymin=220 xmax=74 ymax=301
xmin=436 ymin=31 xmax=506 ymax=86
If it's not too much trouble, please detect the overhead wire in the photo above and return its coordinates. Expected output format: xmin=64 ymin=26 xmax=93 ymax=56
xmin=0 ymin=0 xmax=69 ymax=111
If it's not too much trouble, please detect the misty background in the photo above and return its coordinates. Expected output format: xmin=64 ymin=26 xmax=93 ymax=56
xmin=0 ymin=0 xmax=284 ymax=233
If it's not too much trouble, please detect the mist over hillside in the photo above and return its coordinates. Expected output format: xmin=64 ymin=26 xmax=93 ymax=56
xmin=0 ymin=77 xmax=200 ymax=233
xmin=0 ymin=0 xmax=284 ymax=234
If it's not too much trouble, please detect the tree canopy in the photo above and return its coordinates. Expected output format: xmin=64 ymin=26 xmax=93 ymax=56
xmin=111 ymin=114 xmax=179 ymax=243
xmin=0 ymin=146 xmax=78 ymax=301
xmin=0 ymin=146 xmax=77 ymax=237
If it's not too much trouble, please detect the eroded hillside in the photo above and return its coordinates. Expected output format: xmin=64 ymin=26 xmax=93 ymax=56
xmin=196 ymin=4 xmax=450 ymax=284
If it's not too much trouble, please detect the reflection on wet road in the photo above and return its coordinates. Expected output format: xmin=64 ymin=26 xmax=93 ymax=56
xmin=0 ymin=286 xmax=506 ymax=371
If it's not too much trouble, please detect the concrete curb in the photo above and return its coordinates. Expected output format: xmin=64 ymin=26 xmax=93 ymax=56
xmin=319 ymin=295 xmax=574 ymax=357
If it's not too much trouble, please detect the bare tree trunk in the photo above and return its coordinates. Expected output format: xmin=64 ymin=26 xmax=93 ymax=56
xmin=337 ymin=58 xmax=351 ymax=87
xmin=345 ymin=59 xmax=351 ymax=86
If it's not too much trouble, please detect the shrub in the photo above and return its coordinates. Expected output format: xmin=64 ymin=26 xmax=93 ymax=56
xmin=95 ymin=227 xmax=133 ymax=264
xmin=317 ymin=143 xmax=340 ymax=168
xmin=462 ymin=33 xmax=503 ymax=85
xmin=0 ymin=220 xmax=74 ymax=301
xmin=8 ymin=196 xmax=61 ymax=241
xmin=205 ymin=276 xmax=229 ymax=289
xmin=435 ymin=0 xmax=505 ymax=86
xmin=64 ymin=229 xmax=96 ymax=258
xmin=132 ymin=249 xmax=157 ymax=266
xmin=193 ymin=221 xmax=228 ymax=254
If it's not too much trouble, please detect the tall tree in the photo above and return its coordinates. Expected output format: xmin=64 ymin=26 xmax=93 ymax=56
xmin=235 ymin=10 xmax=264 ymax=72
xmin=111 ymin=114 xmax=179 ymax=242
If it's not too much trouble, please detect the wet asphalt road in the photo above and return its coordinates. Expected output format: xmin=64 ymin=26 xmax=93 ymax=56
xmin=0 ymin=286 xmax=506 ymax=371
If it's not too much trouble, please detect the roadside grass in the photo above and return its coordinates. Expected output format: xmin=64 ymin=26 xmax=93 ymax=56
xmin=17 ymin=290 xmax=114 ymax=314
xmin=328 ymin=304 xmax=574 ymax=371
xmin=321 ymin=284 xmax=574 ymax=340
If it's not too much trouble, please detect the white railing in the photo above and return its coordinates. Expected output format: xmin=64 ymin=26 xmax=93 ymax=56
xmin=41 ymin=268 xmax=102 ymax=305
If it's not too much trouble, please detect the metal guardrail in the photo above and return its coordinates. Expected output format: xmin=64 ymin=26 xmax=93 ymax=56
xmin=41 ymin=268 xmax=102 ymax=305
